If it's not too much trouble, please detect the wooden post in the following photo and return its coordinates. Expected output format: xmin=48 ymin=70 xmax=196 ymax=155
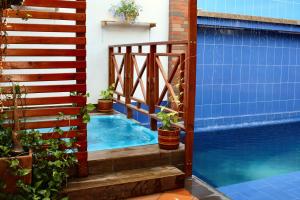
xmin=108 ymin=47 xmax=114 ymax=86
xmin=179 ymin=53 xmax=185 ymax=115
xmin=125 ymin=46 xmax=133 ymax=118
xmin=184 ymin=0 xmax=197 ymax=177
xmin=148 ymin=45 xmax=158 ymax=130
xmin=76 ymin=0 xmax=88 ymax=177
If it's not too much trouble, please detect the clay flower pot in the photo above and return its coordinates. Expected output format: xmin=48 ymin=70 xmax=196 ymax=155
xmin=98 ymin=99 xmax=113 ymax=113
xmin=1 ymin=0 xmax=24 ymax=9
xmin=0 ymin=151 xmax=32 ymax=193
xmin=158 ymin=127 xmax=180 ymax=150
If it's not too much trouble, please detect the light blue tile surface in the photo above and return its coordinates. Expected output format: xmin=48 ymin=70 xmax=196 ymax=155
xmin=198 ymin=0 xmax=300 ymax=21
xmin=219 ymin=171 xmax=300 ymax=200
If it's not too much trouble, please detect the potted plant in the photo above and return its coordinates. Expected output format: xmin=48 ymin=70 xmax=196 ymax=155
xmin=110 ymin=0 xmax=142 ymax=23
xmin=98 ymin=84 xmax=115 ymax=113
xmin=0 ymin=84 xmax=32 ymax=194
xmin=157 ymin=107 xmax=180 ymax=150
xmin=1 ymin=0 xmax=24 ymax=9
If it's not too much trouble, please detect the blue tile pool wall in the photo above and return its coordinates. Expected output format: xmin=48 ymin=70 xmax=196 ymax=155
xmin=113 ymin=102 xmax=165 ymax=127
xmin=113 ymin=102 xmax=149 ymax=125
xmin=196 ymin=17 xmax=300 ymax=130
xmin=198 ymin=0 xmax=300 ymax=21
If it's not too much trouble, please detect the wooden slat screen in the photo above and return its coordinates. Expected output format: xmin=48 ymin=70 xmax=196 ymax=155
xmin=1 ymin=0 xmax=88 ymax=177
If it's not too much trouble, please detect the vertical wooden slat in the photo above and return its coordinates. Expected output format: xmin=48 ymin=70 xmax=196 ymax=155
xmin=184 ymin=0 xmax=198 ymax=177
xmin=125 ymin=46 xmax=133 ymax=118
xmin=179 ymin=53 xmax=186 ymax=115
xmin=76 ymin=0 xmax=88 ymax=177
xmin=149 ymin=45 xmax=158 ymax=130
xmin=108 ymin=47 xmax=114 ymax=86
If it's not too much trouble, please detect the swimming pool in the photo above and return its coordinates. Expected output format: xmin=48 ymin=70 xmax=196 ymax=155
xmin=193 ymin=122 xmax=300 ymax=187
xmin=87 ymin=115 xmax=158 ymax=152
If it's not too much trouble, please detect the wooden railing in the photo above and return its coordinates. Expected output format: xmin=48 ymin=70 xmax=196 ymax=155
xmin=1 ymin=0 xmax=88 ymax=177
xmin=109 ymin=40 xmax=196 ymax=175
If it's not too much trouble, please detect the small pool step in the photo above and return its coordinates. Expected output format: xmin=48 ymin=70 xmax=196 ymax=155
xmin=88 ymin=144 xmax=184 ymax=176
xmin=64 ymin=165 xmax=185 ymax=200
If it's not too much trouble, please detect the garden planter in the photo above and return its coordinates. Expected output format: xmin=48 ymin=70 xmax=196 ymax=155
xmin=1 ymin=0 xmax=23 ymax=9
xmin=158 ymin=127 xmax=180 ymax=150
xmin=98 ymin=99 xmax=113 ymax=113
xmin=0 ymin=151 xmax=32 ymax=193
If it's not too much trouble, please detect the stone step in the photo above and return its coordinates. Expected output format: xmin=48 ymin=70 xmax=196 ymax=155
xmin=64 ymin=166 xmax=185 ymax=200
xmin=88 ymin=144 xmax=184 ymax=176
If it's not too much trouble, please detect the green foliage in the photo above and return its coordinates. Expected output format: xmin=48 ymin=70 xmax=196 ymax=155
xmin=0 ymin=113 xmax=13 ymax=157
xmin=100 ymin=84 xmax=115 ymax=100
xmin=80 ymin=103 xmax=96 ymax=124
xmin=0 ymin=129 xmax=77 ymax=200
xmin=110 ymin=0 xmax=142 ymax=22
xmin=157 ymin=107 xmax=179 ymax=130
xmin=0 ymin=0 xmax=24 ymax=9
xmin=19 ymin=130 xmax=77 ymax=200
xmin=7 ymin=158 xmax=31 ymax=177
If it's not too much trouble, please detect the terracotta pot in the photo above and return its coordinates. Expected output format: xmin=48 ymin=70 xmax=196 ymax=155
xmin=158 ymin=127 xmax=180 ymax=150
xmin=0 ymin=151 xmax=32 ymax=193
xmin=98 ymin=99 xmax=113 ymax=113
xmin=1 ymin=0 xmax=23 ymax=9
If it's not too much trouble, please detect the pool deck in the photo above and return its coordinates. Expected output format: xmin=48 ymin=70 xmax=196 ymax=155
xmin=130 ymin=177 xmax=230 ymax=200
xmin=218 ymin=171 xmax=300 ymax=200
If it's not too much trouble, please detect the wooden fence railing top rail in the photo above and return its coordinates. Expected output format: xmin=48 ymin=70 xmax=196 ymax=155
xmin=109 ymin=40 xmax=189 ymax=48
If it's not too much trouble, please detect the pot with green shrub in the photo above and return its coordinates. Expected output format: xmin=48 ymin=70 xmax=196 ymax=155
xmin=110 ymin=0 xmax=142 ymax=23
xmin=157 ymin=107 xmax=180 ymax=150
xmin=0 ymin=84 xmax=33 ymax=194
xmin=98 ymin=84 xmax=115 ymax=113
xmin=0 ymin=0 xmax=24 ymax=9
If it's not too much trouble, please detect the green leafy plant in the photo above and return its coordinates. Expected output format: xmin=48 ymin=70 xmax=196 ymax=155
xmin=0 ymin=112 xmax=78 ymax=200
xmin=100 ymin=84 xmax=115 ymax=100
xmin=157 ymin=107 xmax=179 ymax=130
xmin=0 ymin=84 xmax=24 ymax=157
xmin=81 ymin=103 xmax=96 ymax=123
xmin=0 ymin=0 xmax=24 ymax=9
xmin=0 ymin=113 xmax=12 ymax=158
xmin=110 ymin=0 xmax=142 ymax=23
xmin=15 ymin=130 xmax=77 ymax=200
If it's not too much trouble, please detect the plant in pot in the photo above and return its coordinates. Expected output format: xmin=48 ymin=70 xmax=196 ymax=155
xmin=0 ymin=84 xmax=32 ymax=194
xmin=157 ymin=107 xmax=180 ymax=150
xmin=110 ymin=0 xmax=142 ymax=23
xmin=98 ymin=84 xmax=115 ymax=113
xmin=1 ymin=0 xmax=24 ymax=9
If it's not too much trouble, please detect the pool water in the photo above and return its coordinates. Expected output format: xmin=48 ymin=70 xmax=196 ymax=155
xmin=87 ymin=115 xmax=158 ymax=152
xmin=193 ymin=122 xmax=300 ymax=187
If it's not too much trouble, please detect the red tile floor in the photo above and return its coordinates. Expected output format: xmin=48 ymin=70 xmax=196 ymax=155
xmin=128 ymin=189 xmax=199 ymax=200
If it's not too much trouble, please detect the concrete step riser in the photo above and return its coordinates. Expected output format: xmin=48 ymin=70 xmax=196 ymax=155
xmin=88 ymin=145 xmax=184 ymax=176
xmin=66 ymin=174 xmax=184 ymax=200
xmin=64 ymin=166 xmax=185 ymax=200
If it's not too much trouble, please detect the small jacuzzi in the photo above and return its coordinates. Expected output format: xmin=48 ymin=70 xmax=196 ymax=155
xmin=87 ymin=115 xmax=158 ymax=152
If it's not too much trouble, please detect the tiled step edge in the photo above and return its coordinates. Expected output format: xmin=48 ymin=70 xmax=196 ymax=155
xmin=88 ymin=144 xmax=184 ymax=175
xmin=64 ymin=166 xmax=185 ymax=200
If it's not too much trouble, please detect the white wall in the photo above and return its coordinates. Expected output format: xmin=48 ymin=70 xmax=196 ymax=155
xmin=86 ymin=0 xmax=169 ymax=103
xmin=3 ymin=1 xmax=169 ymax=103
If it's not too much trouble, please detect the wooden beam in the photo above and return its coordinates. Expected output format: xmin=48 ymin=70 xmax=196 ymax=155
xmin=184 ymin=0 xmax=198 ymax=177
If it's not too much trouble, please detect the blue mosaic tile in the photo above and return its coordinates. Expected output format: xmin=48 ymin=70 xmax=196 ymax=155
xmin=196 ymin=17 xmax=300 ymax=129
xmin=219 ymin=171 xmax=300 ymax=200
